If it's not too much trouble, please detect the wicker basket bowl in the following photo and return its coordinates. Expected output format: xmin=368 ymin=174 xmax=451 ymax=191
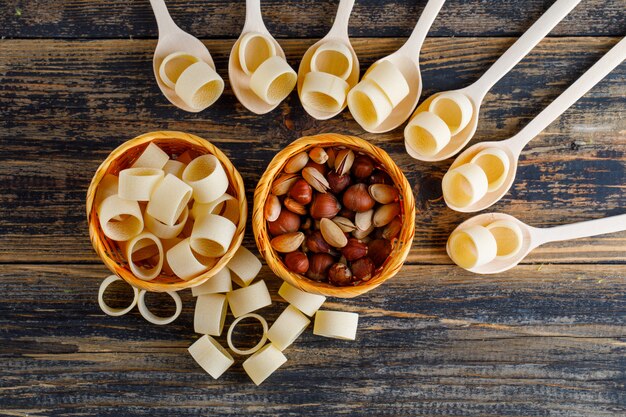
xmin=253 ymin=133 xmax=415 ymax=298
xmin=86 ymin=131 xmax=247 ymax=292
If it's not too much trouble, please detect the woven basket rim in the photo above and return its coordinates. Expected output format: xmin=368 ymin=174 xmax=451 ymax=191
xmin=86 ymin=130 xmax=247 ymax=292
xmin=252 ymin=133 xmax=416 ymax=298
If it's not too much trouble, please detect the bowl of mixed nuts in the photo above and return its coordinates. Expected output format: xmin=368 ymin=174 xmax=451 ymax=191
xmin=253 ymin=133 xmax=415 ymax=298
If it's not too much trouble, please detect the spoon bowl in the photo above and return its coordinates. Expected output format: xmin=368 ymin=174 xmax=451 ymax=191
xmin=446 ymin=140 xmax=518 ymax=212
xmin=150 ymin=0 xmax=217 ymax=113
xmin=405 ymin=0 xmax=582 ymax=160
xmin=229 ymin=0 xmax=291 ymax=115
xmin=297 ymin=0 xmax=359 ymax=120
xmin=447 ymin=212 xmax=534 ymax=274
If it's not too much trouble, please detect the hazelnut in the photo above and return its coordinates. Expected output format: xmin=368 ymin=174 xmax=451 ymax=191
xmin=341 ymin=238 xmax=368 ymax=261
xmin=369 ymin=170 xmax=393 ymax=185
xmin=343 ymin=184 xmax=375 ymax=213
xmin=268 ymin=209 xmax=301 ymax=236
xmin=338 ymin=208 xmax=356 ymax=221
xmin=327 ymin=170 xmax=352 ymax=194
xmin=306 ymin=253 xmax=335 ymax=281
xmin=289 ymin=179 xmax=313 ymax=205
xmin=305 ymin=230 xmax=332 ymax=254
xmin=310 ymin=193 xmax=341 ymax=219
xmin=352 ymin=155 xmax=375 ymax=180
xmin=368 ymin=239 xmax=392 ymax=268
xmin=351 ymin=257 xmax=376 ymax=281
xmin=284 ymin=251 xmax=309 ymax=274
xmin=328 ymin=263 xmax=353 ymax=286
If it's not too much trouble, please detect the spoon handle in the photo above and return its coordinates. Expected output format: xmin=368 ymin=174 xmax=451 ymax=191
xmin=327 ymin=0 xmax=356 ymax=38
xmin=466 ymin=0 xmax=580 ymax=100
xmin=535 ymin=213 xmax=626 ymax=246
xmin=508 ymin=36 xmax=626 ymax=153
xmin=243 ymin=0 xmax=268 ymax=33
xmin=149 ymin=0 xmax=178 ymax=34
xmin=397 ymin=0 xmax=445 ymax=59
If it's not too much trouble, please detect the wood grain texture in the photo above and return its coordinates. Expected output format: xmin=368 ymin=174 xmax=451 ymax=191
xmin=1 ymin=37 xmax=625 ymax=263
xmin=1 ymin=0 xmax=625 ymax=39
xmin=0 ymin=264 xmax=624 ymax=416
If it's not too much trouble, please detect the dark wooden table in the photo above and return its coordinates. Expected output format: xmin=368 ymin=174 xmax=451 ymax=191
xmin=1 ymin=1 xmax=625 ymax=416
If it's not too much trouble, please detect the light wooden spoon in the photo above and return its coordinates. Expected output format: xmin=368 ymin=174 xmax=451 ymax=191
xmin=229 ymin=0 xmax=289 ymax=114
xmin=407 ymin=0 xmax=580 ymax=161
xmin=297 ymin=0 xmax=359 ymax=120
xmin=449 ymin=212 xmax=626 ymax=274
xmin=355 ymin=0 xmax=446 ymax=133
xmin=446 ymin=36 xmax=626 ymax=213
xmin=149 ymin=0 xmax=217 ymax=112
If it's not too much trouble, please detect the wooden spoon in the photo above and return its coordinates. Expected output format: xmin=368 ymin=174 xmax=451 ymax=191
xmin=449 ymin=212 xmax=626 ymax=274
xmin=297 ymin=0 xmax=359 ymax=120
xmin=149 ymin=0 xmax=217 ymax=112
xmin=446 ymin=36 xmax=626 ymax=213
xmin=352 ymin=0 xmax=446 ymax=133
xmin=229 ymin=0 xmax=290 ymax=114
xmin=407 ymin=0 xmax=580 ymax=161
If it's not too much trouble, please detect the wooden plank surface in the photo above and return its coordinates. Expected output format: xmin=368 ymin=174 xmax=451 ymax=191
xmin=1 ymin=37 xmax=625 ymax=263
xmin=1 ymin=0 xmax=624 ymax=38
xmin=1 ymin=264 xmax=624 ymax=416
xmin=1 ymin=0 xmax=625 ymax=415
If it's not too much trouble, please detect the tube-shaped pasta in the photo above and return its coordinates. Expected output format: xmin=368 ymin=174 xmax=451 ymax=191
xmin=278 ymin=282 xmax=326 ymax=316
xmin=442 ymin=163 xmax=489 ymax=209
xmin=310 ymin=41 xmax=353 ymax=80
xmin=404 ymin=111 xmax=452 ymax=157
xmin=158 ymin=52 xmax=200 ymax=90
xmin=447 ymin=225 xmax=497 ymax=269
xmin=313 ymin=310 xmax=359 ymax=340
xmin=250 ymin=56 xmax=297 ymax=105
xmin=182 ymin=154 xmax=229 ymax=204
xmin=347 ymin=79 xmax=393 ymax=130
xmin=190 ymin=213 xmax=236 ymax=257
xmin=145 ymin=205 xmax=188 ymax=240
xmin=191 ymin=267 xmax=233 ymax=296
xmin=242 ymin=343 xmax=287 ymax=386
xmin=238 ymin=32 xmax=277 ymax=75
xmin=118 ymin=167 xmax=164 ymax=201
xmin=191 ymin=193 xmax=239 ymax=224
xmin=98 ymin=275 xmax=139 ymax=317
xmin=227 ymin=280 xmax=271 ymax=318
xmin=428 ymin=91 xmax=473 ymax=136
xmin=194 ymin=293 xmax=228 ymax=336
xmin=175 ymin=61 xmax=225 ymax=111
xmin=301 ymin=71 xmax=349 ymax=113
xmin=166 ymin=237 xmax=208 ymax=280
xmin=137 ymin=289 xmax=182 ymax=325
xmin=267 ymin=305 xmax=310 ymax=351
xmin=97 ymin=195 xmax=144 ymax=241
xmin=132 ymin=142 xmax=170 ymax=170
xmin=486 ymin=220 xmax=523 ymax=259
xmin=227 ymin=246 xmax=262 ymax=287
xmin=188 ymin=335 xmax=234 ymax=379
xmin=125 ymin=232 xmax=164 ymax=281
xmin=163 ymin=159 xmax=187 ymax=179
xmin=95 ymin=174 xmax=119 ymax=207
xmin=146 ymin=174 xmax=193 ymax=226
xmin=227 ymin=313 xmax=269 ymax=355
xmin=363 ymin=60 xmax=409 ymax=107
xmin=470 ymin=148 xmax=511 ymax=192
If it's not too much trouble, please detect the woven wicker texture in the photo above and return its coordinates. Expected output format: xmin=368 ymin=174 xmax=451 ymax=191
xmin=253 ymin=133 xmax=415 ymax=298
xmin=86 ymin=131 xmax=247 ymax=292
